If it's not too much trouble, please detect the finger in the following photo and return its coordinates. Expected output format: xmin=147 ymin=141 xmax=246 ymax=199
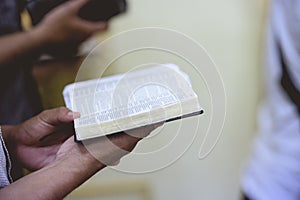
xmin=38 ymin=129 xmax=74 ymax=147
xmin=38 ymin=107 xmax=80 ymax=126
xmin=153 ymin=122 xmax=164 ymax=129
xmin=108 ymin=160 xmax=121 ymax=166
xmin=66 ymin=0 xmax=90 ymax=14
xmin=125 ymin=122 xmax=163 ymax=139
xmin=20 ymin=108 xmax=78 ymax=145
xmin=76 ymin=20 xmax=108 ymax=34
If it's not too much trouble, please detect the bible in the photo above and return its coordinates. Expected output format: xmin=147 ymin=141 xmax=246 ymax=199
xmin=63 ymin=64 xmax=203 ymax=141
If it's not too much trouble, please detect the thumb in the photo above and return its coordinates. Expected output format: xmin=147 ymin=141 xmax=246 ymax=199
xmin=76 ymin=20 xmax=108 ymax=34
xmin=38 ymin=107 xmax=81 ymax=125
xmin=19 ymin=107 xmax=80 ymax=145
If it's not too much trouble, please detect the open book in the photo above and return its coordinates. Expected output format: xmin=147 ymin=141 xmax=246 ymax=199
xmin=63 ymin=64 xmax=203 ymax=141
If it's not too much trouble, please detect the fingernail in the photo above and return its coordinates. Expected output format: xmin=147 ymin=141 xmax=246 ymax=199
xmin=98 ymin=22 xmax=108 ymax=29
xmin=109 ymin=160 xmax=121 ymax=166
xmin=67 ymin=111 xmax=81 ymax=119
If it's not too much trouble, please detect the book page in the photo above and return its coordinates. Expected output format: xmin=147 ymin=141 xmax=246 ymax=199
xmin=63 ymin=64 xmax=200 ymax=130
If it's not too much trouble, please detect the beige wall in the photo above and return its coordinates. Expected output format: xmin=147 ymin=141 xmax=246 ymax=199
xmin=66 ymin=0 xmax=268 ymax=200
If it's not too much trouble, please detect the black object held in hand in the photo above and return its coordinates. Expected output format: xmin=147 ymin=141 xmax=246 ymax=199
xmin=78 ymin=0 xmax=127 ymax=21
xmin=26 ymin=0 xmax=127 ymax=25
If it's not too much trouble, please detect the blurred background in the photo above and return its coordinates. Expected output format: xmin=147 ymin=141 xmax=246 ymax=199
xmin=26 ymin=0 xmax=268 ymax=199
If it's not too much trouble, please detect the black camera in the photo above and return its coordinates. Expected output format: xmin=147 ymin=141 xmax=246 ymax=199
xmin=26 ymin=0 xmax=127 ymax=25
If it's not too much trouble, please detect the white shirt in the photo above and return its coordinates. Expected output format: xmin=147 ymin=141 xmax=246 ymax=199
xmin=0 ymin=126 xmax=12 ymax=188
xmin=242 ymin=0 xmax=300 ymax=199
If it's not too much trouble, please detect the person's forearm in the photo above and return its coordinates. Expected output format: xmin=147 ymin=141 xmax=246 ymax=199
xmin=0 ymin=28 xmax=47 ymax=67
xmin=0 ymin=153 xmax=105 ymax=200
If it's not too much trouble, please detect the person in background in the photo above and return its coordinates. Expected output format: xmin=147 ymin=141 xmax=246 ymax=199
xmin=242 ymin=0 xmax=300 ymax=199
xmin=0 ymin=107 xmax=159 ymax=199
xmin=0 ymin=0 xmax=107 ymax=180
xmin=0 ymin=0 xmax=107 ymax=125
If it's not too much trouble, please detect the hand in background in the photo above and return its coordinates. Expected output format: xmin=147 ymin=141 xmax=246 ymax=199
xmin=35 ymin=0 xmax=108 ymax=57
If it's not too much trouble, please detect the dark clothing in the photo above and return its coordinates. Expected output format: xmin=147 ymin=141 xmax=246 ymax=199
xmin=0 ymin=0 xmax=22 ymax=35
xmin=0 ymin=0 xmax=42 ymax=125
xmin=242 ymin=194 xmax=251 ymax=200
